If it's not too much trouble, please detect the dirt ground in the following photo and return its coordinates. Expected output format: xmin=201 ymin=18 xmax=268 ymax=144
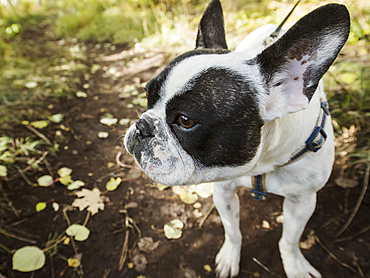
xmin=0 ymin=42 xmax=369 ymax=278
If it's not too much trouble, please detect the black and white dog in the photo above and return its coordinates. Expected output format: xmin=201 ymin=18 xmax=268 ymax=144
xmin=125 ymin=1 xmax=350 ymax=277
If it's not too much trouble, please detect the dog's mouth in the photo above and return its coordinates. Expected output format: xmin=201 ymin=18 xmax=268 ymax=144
xmin=125 ymin=119 xmax=196 ymax=186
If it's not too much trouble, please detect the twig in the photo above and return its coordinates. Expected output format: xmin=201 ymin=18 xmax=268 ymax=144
xmin=83 ymin=211 xmax=90 ymax=227
xmin=333 ymin=224 xmax=370 ymax=243
xmin=118 ymin=230 xmax=130 ymax=271
xmin=252 ymin=257 xmax=279 ymax=277
xmin=22 ymin=151 xmax=48 ymax=172
xmin=0 ymin=181 xmax=20 ymax=218
xmin=116 ymin=151 xmax=139 ymax=169
xmin=336 ymin=164 xmax=370 ymax=237
xmin=199 ymin=203 xmax=215 ymax=229
xmin=26 ymin=125 xmax=52 ymax=145
xmin=314 ymin=234 xmax=356 ymax=273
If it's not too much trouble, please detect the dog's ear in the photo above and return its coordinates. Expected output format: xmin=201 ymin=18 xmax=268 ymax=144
xmin=196 ymin=0 xmax=228 ymax=49
xmin=257 ymin=4 xmax=350 ymax=121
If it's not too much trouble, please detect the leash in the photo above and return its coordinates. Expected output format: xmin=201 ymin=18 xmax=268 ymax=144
xmin=251 ymin=100 xmax=330 ymax=201
xmin=263 ymin=0 xmax=302 ymax=48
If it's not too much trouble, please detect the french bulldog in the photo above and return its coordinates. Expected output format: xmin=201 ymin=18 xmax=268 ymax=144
xmin=124 ymin=1 xmax=350 ymax=277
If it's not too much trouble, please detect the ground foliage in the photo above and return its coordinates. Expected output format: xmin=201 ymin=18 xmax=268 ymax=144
xmin=0 ymin=0 xmax=369 ymax=277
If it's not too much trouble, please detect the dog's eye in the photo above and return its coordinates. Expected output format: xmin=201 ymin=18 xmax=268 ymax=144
xmin=177 ymin=115 xmax=196 ymax=129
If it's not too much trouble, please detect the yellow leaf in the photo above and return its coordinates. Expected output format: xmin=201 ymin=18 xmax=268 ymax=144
xmin=204 ymin=264 xmax=212 ymax=272
xmin=156 ymin=183 xmax=168 ymax=191
xmin=36 ymin=202 xmax=47 ymax=212
xmin=30 ymin=120 xmax=48 ymax=129
xmin=106 ymin=177 xmax=122 ymax=191
xmin=68 ymin=258 xmax=81 ymax=268
xmin=127 ymin=262 xmax=134 ymax=269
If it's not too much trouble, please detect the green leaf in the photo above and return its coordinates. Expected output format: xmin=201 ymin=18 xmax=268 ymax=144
xmin=66 ymin=224 xmax=90 ymax=241
xmin=0 ymin=165 xmax=7 ymax=177
xmin=67 ymin=180 xmax=85 ymax=190
xmin=106 ymin=177 xmax=121 ymax=191
xmin=12 ymin=246 xmax=45 ymax=272
xmin=37 ymin=175 xmax=53 ymax=187
xmin=36 ymin=202 xmax=47 ymax=212
xmin=59 ymin=175 xmax=73 ymax=186
xmin=49 ymin=114 xmax=64 ymax=123
xmin=30 ymin=120 xmax=48 ymax=129
xmin=58 ymin=167 xmax=72 ymax=177
xmin=164 ymin=219 xmax=184 ymax=239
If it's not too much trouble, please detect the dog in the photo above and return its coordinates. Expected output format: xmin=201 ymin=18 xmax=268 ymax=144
xmin=124 ymin=1 xmax=350 ymax=277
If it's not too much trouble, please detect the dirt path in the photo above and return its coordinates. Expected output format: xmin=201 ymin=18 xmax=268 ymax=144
xmin=1 ymin=42 xmax=369 ymax=278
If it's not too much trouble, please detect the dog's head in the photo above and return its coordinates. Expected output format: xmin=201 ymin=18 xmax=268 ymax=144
xmin=124 ymin=0 xmax=350 ymax=185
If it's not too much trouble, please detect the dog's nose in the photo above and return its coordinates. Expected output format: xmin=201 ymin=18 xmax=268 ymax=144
xmin=135 ymin=118 xmax=154 ymax=142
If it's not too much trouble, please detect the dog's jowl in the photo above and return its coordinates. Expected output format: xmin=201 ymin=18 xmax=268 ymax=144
xmin=125 ymin=1 xmax=350 ymax=277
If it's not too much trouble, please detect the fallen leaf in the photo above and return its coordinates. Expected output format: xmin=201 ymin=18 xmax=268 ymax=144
xmin=299 ymin=234 xmax=316 ymax=250
xmin=66 ymin=224 xmax=90 ymax=241
xmin=72 ymin=188 xmax=107 ymax=215
xmin=58 ymin=167 xmax=72 ymax=177
xmin=67 ymin=257 xmax=81 ymax=268
xmin=98 ymin=132 xmax=109 ymax=138
xmin=12 ymin=246 xmax=45 ymax=272
xmin=119 ymin=118 xmax=130 ymax=126
xmin=76 ymin=91 xmax=87 ymax=98
xmin=179 ymin=191 xmax=198 ymax=204
xmin=100 ymin=117 xmax=118 ymax=126
xmin=164 ymin=219 xmax=184 ymax=239
xmin=59 ymin=175 xmax=73 ymax=186
xmin=0 ymin=165 xmax=7 ymax=177
xmin=204 ymin=264 xmax=212 ymax=272
xmin=49 ymin=114 xmax=64 ymax=123
xmin=276 ymin=215 xmax=284 ymax=224
xmin=195 ymin=183 xmax=214 ymax=198
xmin=156 ymin=183 xmax=168 ymax=191
xmin=67 ymin=180 xmax=85 ymax=190
xmin=262 ymin=220 xmax=270 ymax=229
xmin=132 ymin=252 xmax=147 ymax=273
xmin=193 ymin=202 xmax=202 ymax=209
xmin=52 ymin=202 xmax=60 ymax=212
xmin=37 ymin=175 xmax=53 ymax=187
xmin=137 ymin=237 xmax=160 ymax=253
xmin=36 ymin=202 xmax=47 ymax=212
xmin=106 ymin=177 xmax=121 ymax=191
xmin=30 ymin=120 xmax=48 ymax=129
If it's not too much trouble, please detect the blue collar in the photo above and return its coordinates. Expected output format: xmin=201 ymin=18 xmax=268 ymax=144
xmin=251 ymin=100 xmax=330 ymax=201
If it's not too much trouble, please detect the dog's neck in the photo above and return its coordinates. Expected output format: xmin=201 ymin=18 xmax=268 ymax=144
xmin=250 ymin=82 xmax=325 ymax=175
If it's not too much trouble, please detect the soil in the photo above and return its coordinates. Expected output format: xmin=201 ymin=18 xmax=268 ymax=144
xmin=0 ymin=41 xmax=369 ymax=278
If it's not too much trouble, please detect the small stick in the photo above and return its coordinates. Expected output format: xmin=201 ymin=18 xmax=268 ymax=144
xmin=118 ymin=230 xmax=130 ymax=270
xmin=26 ymin=125 xmax=52 ymax=145
xmin=252 ymin=257 xmax=279 ymax=277
xmin=336 ymin=164 xmax=370 ymax=237
xmin=333 ymin=224 xmax=370 ymax=243
xmin=314 ymin=235 xmax=356 ymax=273
xmin=199 ymin=203 xmax=215 ymax=229
xmin=22 ymin=151 xmax=48 ymax=172
xmin=0 ymin=181 xmax=20 ymax=218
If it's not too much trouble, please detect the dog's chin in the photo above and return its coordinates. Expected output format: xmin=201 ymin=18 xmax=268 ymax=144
xmin=135 ymin=143 xmax=196 ymax=186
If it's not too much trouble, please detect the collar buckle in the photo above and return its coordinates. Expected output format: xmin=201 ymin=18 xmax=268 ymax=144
xmin=305 ymin=126 xmax=327 ymax=152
